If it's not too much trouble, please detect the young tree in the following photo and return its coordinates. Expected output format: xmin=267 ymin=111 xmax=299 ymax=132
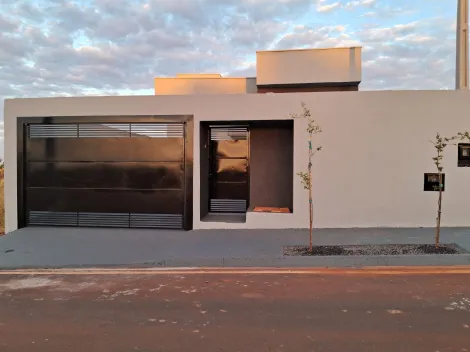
xmin=430 ymin=131 xmax=470 ymax=247
xmin=290 ymin=102 xmax=322 ymax=253
xmin=430 ymin=133 xmax=446 ymax=248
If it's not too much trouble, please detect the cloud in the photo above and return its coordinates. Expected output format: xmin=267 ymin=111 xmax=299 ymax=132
xmin=0 ymin=12 xmax=19 ymax=31
xmin=345 ymin=0 xmax=376 ymax=9
xmin=317 ymin=1 xmax=341 ymax=13
xmin=271 ymin=15 xmax=457 ymax=90
xmin=275 ymin=24 xmax=360 ymax=49
xmin=360 ymin=6 xmax=416 ymax=19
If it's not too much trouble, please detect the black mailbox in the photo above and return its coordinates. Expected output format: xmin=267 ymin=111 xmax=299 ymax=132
xmin=458 ymin=144 xmax=470 ymax=167
xmin=424 ymin=173 xmax=445 ymax=192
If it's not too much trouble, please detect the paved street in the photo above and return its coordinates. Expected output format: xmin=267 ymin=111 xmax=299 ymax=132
xmin=0 ymin=269 xmax=469 ymax=352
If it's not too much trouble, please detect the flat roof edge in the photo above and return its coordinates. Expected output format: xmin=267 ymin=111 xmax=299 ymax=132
xmin=154 ymin=77 xmax=251 ymax=80
xmin=257 ymin=81 xmax=361 ymax=88
xmin=256 ymin=46 xmax=362 ymax=54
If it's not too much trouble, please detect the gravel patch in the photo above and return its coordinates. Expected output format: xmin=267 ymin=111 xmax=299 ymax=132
xmin=283 ymin=244 xmax=465 ymax=256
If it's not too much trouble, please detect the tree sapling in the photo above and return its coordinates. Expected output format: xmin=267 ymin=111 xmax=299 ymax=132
xmin=290 ymin=102 xmax=322 ymax=253
xmin=430 ymin=131 xmax=470 ymax=247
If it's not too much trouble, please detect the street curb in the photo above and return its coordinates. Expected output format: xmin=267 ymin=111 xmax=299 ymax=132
xmin=1 ymin=253 xmax=470 ymax=270
xmin=1 ymin=266 xmax=470 ymax=275
xmin=219 ymin=254 xmax=470 ymax=268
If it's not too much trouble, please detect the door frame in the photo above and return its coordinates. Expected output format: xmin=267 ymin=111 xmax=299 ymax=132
xmin=17 ymin=115 xmax=194 ymax=230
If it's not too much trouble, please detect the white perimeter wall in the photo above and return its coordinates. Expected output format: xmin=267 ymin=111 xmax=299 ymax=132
xmin=4 ymin=90 xmax=470 ymax=232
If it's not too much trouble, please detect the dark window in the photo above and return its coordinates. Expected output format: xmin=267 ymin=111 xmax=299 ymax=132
xmin=424 ymin=173 xmax=445 ymax=192
xmin=458 ymin=143 xmax=470 ymax=167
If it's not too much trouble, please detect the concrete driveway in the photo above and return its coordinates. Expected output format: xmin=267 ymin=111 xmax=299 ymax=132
xmin=0 ymin=227 xmax=470 ymax=269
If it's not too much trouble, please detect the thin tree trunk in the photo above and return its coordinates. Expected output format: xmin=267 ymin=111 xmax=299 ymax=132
xmin=309 ymin=187 xmax=313 ymax=253
xmin=308 ymin=135 xmax=313 ymax=253
xmin=435 ymin=172 xmax=443 ymax=248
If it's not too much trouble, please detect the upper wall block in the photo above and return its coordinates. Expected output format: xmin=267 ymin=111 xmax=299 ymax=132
xmin=256 ymin=47 xmax=362 ymax=86
xmin=154 ymin=75 xmax=257 ymax=95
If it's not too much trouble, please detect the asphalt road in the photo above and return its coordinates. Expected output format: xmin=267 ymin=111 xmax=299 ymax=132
xmin=0 ymin=270 xmax=469 ymax=352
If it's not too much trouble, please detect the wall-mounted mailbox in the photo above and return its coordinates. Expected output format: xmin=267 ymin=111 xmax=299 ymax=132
xmin=458 ymin=143 xmax=470 ymax=167
xmin=424 ymin=173 xmax=445 ymax=192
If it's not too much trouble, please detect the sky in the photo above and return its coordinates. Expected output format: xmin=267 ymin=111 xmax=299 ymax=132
xmin=0 ymin=0 xmax=459 ymax=156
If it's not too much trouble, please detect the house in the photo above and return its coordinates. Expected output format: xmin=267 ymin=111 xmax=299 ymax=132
xmin=3 ymin=46 xmax=470 ymax=233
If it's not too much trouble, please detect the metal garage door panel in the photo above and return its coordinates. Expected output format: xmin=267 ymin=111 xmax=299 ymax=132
xmin=23 ymin=121 xmax=189 ymax=230
xmin=27 ymin=211 xmax=184 ymax=229
xmin=27 ymin=162 xmax=184 ymax=190
xmin=27 ymin=188 xmax=185 ymax=214
xmin=26 ymin=138 xmax=184 ymax=162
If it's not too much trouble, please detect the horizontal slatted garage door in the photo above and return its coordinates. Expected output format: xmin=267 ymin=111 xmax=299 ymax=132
xmin=24 ymin=122 xmax=187 ymax=229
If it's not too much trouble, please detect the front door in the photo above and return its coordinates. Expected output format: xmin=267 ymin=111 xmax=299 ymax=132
xmin=209 ymin=126 xmax=249 ymax=213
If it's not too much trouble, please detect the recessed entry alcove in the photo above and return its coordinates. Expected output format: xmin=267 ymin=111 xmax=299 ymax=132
xmin=200 ymin=120 xmax=294 ymax=223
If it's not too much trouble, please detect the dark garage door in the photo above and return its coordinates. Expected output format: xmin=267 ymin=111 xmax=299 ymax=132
xmin=23 ymin=121 xmax=190 ymax=230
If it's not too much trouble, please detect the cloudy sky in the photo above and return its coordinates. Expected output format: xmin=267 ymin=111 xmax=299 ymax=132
xmin=0 ymin=0 xmax=459 ymax=156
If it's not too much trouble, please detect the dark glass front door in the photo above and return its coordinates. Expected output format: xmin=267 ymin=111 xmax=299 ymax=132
xmin=209 ymin=126 xmax=249 ymax=213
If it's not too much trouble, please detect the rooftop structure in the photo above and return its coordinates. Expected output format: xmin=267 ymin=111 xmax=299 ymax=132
xmin=155 ymin=47 xmax=362 ymax=95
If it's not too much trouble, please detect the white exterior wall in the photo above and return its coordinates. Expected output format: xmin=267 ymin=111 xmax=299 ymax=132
xmin=4 ymin=90 xmax=470 ymax=233
xmin=256 ymin=47 xmax=362 ymax=85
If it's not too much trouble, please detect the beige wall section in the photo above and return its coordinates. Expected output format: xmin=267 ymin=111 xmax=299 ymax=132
xmin=155 ymin=77 xmax=257 ymax=95
xmin=256 ymin=47 xmax=362 ymax=86
xmin=4 ymin=90 xmax=470 ymax=232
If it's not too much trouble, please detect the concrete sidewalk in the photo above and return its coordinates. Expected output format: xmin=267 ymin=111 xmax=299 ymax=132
xmin=0 ymin=227 xmax=469 ymax=269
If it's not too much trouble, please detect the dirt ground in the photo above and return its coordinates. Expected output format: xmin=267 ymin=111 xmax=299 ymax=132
xmin=0 ymin=270 xmax=469 ymax=352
